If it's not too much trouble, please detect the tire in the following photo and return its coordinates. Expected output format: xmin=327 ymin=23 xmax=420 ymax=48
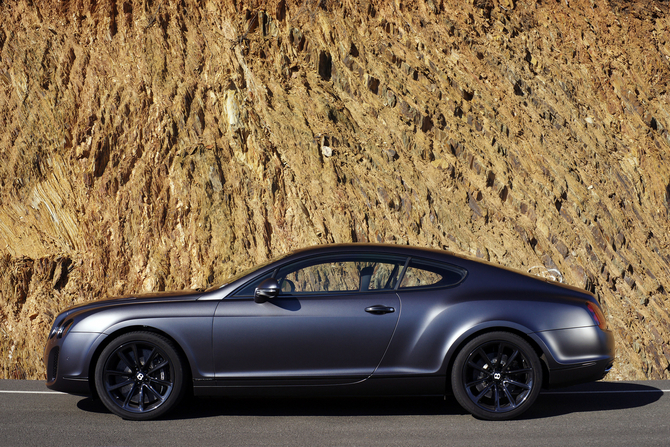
xmin=94 ymin=331 xmax=185 ymax=420
xmin=451 ymin=331 xmax=542 ymax=420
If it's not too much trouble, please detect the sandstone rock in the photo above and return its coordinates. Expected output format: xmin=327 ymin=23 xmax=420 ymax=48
xmin=1 ymin=0 xmax=670 ymax=381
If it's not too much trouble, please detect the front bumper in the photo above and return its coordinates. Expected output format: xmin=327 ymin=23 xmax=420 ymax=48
xmin=44 ymin=331 xmax=105 ymax=395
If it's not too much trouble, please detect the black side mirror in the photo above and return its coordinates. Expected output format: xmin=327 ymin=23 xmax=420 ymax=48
xmin=254 ymin=278 xmax=280 ymax=303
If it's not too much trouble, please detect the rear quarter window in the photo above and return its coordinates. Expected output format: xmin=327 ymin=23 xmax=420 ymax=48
xmin=399 ymin=258 xmax=466 ymax=289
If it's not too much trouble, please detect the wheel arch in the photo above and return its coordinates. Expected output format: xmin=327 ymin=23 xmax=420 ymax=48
xmin=87 ymin=325 xmax=194 ymax=398
xmin=442 ymin=324 xmax=551 ymax=394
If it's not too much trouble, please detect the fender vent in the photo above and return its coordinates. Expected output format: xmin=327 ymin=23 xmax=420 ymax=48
xmin=49 ymin=347 xmax=59 ymax=382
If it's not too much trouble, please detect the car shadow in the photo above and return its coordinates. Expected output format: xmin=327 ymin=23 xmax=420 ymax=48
xmin=169 ymin=395 xmax=465 ymax=419
xmin=76 ymin=381 xmax=664 ymax=420
xmin=76 ymin=394 xmax=466 ymax=418
xmin=520 ymin=381 xmax=665 ymax=420
xmin=270 ymin=297 xmax=302 ymax=312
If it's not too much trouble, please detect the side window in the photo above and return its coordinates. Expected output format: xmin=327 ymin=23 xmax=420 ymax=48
xmin=366 ymin=262 xmax=402 ymax=290
xmin=399 ymin=258 xmax=465 ymax=289
xmin=234 ymin=271 xmax=274 ymax=296
xmin=276 ymin=255 xmax=406 ymax=294
xmin=281 ymin=261 xmax=359 ymax=292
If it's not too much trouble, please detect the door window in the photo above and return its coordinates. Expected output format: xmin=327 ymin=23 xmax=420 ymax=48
xmin=277 ymin=257 xmax=404 ymax=293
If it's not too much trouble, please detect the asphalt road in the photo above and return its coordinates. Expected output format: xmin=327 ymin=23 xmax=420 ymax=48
xmin=1 ymin=380 xmax=669 ymax=446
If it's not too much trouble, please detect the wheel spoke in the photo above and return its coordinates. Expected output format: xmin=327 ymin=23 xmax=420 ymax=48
xmin=147 ymin=360 xmax=169 ymax=375
xmin=474 ymin=382 xmax=495 ymax=402
xmin=465 ymin=377 xmax=488 ymax=388
xmin=467 ymin=360 xmax=490 ymax=375
xmin=117 ymin=349 xmax=136 ymax=371
xmin=502 ymin=349 xmax=519 ymax=371
xmin=475 ymin=348 xmax=493 ymax=370
xmin=105 ymin=368 xmax=130 ymax=376
xmin=495 ymin=342 xmax=505 ymax=366
xmin=148 ymin=377 xmax=172 ymax=387
xmin=131 ymin=343 xmax=141 ymax=367
xmin=137 ymin=384 xmax=145 ymax=412
xmin=107 ymin=378 xmax=133 ymax=391
xmin=145 ymin=383 xmax=167 ymax=403
xmin=501 ymin=383 xmax=518 ymax=408
xmin=506 ymin=367 xmax=532 ymax=375
xmin=145 ymin=347 xmax=158 ymax=367
xmin=493 ymin=384 xmax=501 ymax=411
xmin=122 ymin=382 xmax=137 ymax=408
xmin=506 ymin=379 xmax=531 ymax=390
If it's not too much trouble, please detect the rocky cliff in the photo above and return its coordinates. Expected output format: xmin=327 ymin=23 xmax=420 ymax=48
xmin=1 ymin=0 xmax=669 ymax=380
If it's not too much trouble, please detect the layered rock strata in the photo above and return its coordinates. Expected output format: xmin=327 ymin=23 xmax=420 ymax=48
xmin=1 ymin=0 xmax=669 ymax=380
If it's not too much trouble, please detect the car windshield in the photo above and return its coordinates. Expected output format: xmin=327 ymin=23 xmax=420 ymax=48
xmin=204 ymin=251 xmax=293 ymax=292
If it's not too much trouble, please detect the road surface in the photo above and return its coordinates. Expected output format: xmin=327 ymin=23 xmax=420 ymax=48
xmin=1 ymin=380 xmax=668 ymax=446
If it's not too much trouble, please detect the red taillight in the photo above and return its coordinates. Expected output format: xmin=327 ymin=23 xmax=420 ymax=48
xmin=587 ymin=302 xmax=607 ymax=330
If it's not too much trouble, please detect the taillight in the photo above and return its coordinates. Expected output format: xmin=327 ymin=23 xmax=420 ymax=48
xmin=587 ymin=302 xmax=607 ymax=330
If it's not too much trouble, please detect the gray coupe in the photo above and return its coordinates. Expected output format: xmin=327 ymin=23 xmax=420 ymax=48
xmin=44 ymin=244 xmax=614 ymax=420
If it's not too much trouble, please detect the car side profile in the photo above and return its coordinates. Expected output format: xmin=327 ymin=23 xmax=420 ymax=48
xmin=44 ymin=244 xmax=615 ymax=420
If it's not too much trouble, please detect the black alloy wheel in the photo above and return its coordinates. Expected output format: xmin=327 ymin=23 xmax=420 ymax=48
xmin=451 ymin=331 xmax=542 ymax=420
xmin=95 ymin=332 xmax=185 ymax=420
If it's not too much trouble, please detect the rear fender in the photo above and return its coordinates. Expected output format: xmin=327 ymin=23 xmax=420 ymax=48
xmin=439 ymin=320 xmax=541 ymax=375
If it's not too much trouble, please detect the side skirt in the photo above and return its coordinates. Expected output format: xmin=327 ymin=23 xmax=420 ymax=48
xmin=193 ymin=375 xmax=445 ymax=397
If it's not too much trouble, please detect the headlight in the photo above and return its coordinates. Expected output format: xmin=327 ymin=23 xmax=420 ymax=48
xmin=50 ymin=318 xmax=75 ymax=339
xmin=49 ymin=319 xmax=63 ymax=339
xmin=57 ymin=319 xmax=74 ymax=338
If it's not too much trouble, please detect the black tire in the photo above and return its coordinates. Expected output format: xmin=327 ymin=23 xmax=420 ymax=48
xmin=451 ymin=331 xmax=542 ymax=420
xmin=95 ymin=331 xmax=185 ymax=420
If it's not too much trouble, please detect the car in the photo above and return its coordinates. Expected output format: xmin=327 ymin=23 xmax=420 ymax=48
xmin=44 ymin=243 xmax=614 ymax=420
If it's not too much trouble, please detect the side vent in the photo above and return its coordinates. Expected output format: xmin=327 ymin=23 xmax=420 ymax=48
xmin=48 ymin=347 xmax=60 ymax=382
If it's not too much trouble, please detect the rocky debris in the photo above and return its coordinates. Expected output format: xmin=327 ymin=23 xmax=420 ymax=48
xmin=1 ymin=0 xmax=669 ymax=380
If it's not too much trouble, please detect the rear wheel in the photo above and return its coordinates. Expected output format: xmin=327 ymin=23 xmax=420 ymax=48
xmin=451 ymin=332 xmax=542 ymax=420
xmin=95 ymin=331 xmax=185 ymax=420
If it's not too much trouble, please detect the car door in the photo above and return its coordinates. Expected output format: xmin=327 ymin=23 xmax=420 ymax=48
xmin=212 ymin=254 xmax=405 ymax=385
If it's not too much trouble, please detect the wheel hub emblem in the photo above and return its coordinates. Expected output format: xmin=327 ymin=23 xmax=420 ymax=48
xmin=136 ymin=372 xmax=145 ymax=381
xmin=493 ymin=372 xmax=502 ymax=381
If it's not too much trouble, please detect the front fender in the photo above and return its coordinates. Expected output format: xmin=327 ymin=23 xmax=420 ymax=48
xmin=66 ymin=300 xmax=219 ymax=380
xmin=99 ymin=314 xmax=215 ymax=380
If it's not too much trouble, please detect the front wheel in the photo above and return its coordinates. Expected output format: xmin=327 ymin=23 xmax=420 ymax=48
xmin=95 ymin=331 xmax=185 ymax=420
xmin=451 ymin=332 xmax=543 ymax=420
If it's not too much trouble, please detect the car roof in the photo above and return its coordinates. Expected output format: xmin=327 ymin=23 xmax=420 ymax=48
xmin=277 ymin=243 xmax=588 ymax=294
xmin=281 ymin=243 xmax=455 ymax=259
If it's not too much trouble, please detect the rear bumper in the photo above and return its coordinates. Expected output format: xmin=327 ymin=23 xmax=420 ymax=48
xmin=546 ymin=357 xmax=614 ymax=388
xmin=533 ymin=326 xmax=615 ymax=388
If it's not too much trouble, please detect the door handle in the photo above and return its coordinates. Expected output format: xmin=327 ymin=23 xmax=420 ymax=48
xmin=365 ymin=305 xmax=395 ymax=315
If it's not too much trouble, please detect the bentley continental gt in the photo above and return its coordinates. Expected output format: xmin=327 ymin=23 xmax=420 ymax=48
xmin=44 ymin=244 xmax=615 ymax=420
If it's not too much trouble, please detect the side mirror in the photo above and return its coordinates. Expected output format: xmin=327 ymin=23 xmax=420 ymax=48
xmin=254 ymin=278 xmax=280 ymax=303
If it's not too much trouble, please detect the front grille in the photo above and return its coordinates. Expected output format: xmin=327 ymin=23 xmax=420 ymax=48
xmin=49 ymin=347 xmax=59 ymax=382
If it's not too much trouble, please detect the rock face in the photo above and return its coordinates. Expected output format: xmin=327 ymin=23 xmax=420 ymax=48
xmin=1 ymin=0 xmax=669 ymax=380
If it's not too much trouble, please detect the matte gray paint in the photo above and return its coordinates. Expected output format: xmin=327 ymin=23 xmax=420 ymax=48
xmin=45 ymin=243 xmax=615 ymax=398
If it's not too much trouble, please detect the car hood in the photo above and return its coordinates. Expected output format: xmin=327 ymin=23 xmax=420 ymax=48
xmin=54 ymin=289 xmax=205 ymax=320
